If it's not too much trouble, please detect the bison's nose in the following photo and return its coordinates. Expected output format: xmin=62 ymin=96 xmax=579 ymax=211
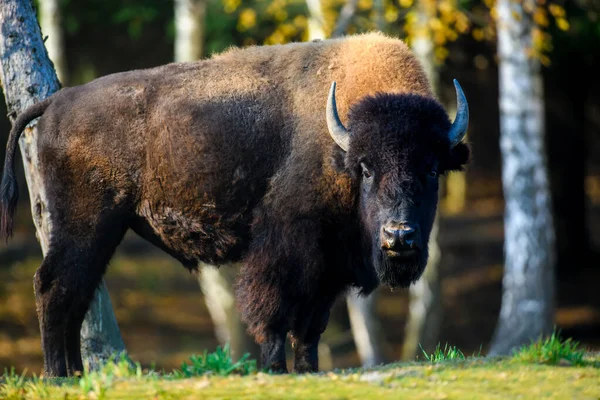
xmin=381 ymin=223 xmax=419 ymax=250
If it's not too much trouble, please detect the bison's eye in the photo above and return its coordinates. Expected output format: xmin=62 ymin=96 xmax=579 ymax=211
xmin=429 ymin=169 xmax=438 ymax=178
xmin=361 ymin=162 xmax=373 ymax=180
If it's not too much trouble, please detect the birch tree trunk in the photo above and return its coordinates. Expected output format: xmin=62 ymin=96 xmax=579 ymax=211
xmin=174 ymin=0 xmax=206 ymax=62
xmin=401 ymin=6 xmax=443 ymax=359
xmin=198 ymin=264 xmax=259 ymax=359
xmin=488 ymin=0 xmax=555 ymax=355
xmin=38 ymin=0 xmax=67 ymax=85
xmin=0 ymin=0 xmax=127 ymax=372
xmin=173 ymin=0 xmax=259 ymax=360
xmin=331 ymin=0 xmax=358 ymax=38
xmin=306 ymin=0 xmax=326 ymax=40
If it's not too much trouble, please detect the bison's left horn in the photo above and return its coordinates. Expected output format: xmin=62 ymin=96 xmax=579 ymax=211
xmin=326 ymin=81 xmax=350 ymax=152
xmin=448 ymin=79 xmax=469 ymax=148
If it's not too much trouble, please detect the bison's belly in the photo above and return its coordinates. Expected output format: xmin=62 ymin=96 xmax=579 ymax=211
xmin=135 ymin=199 xmax=253 ymax=267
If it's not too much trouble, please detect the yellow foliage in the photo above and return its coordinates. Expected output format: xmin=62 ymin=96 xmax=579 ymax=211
xmin=280 ymin=23 xmax=298 ymax=36
xmin=399 ymin=0 xmax=414 ymax=8
xmin=434 ymin=46 xmax=449 ymax=62
xmin=265 ymin=30 xmax=286 ymax=45
xmin=533 ymin=7 xmax=549 ymax=27
xmin=490 ymin=6 xmax=498 ymax=19
xmin=293 ymin=15 xmax=308 ymax=29
xmin=275 ymin=9 xmax=288 ymax=21
xmin=428 ymin=18 xmax=443 ymax=30
xmin=455 ymin=13 xmax=470 ymax=33
xmin=540 ymin=54 xmax=551 ymax=66
xmin=385 ymin=5 xmax=400 ymax=22
xmin=438 ymin=0 xmax=453 ymax=14
xmin=237 ymin=8 xmax=257 ymax=31
xmin=556 ymin=17 xmax=569 ymax=31
xmin=223 ymin=0 xmax=242 ymax=13
xmin=548 ymin=3 xmax=565 ymax=17
xmin=472 ymin=28 xmax=485 ymax=41
xmin=358 ymin=0 xmax=374 ymax=11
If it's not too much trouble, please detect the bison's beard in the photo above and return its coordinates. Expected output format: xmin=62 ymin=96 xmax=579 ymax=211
xmin=373 ymin=245 xmax=429 ymax=288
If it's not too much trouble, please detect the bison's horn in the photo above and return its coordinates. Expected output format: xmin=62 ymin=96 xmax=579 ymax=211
xmin=326 ymin=81 xmax=350 ymax=152
xmin=448 ymin=79 xmax=469 ymax=148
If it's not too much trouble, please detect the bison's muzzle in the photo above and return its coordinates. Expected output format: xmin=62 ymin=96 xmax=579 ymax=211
xmin=380 ymin=222 xmax=421 ymax=259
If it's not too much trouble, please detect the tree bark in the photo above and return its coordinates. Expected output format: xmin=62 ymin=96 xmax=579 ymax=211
xmin=331 ymin=0 xmax=359 ymax=38
xmin=0 ymin=0 xmax=127 ymax=372
xmin=346 ymin=290 xmax=390 ymax=367
xmin=400 ymin=1 xmax=443 ymax=360
xmin=306 ymin=0 xmax=326 ymax=40
xmin=488 ymin=0 xmax=555 ymax=356
xmin=174 ymin=0 xmax=206 ymax=62
xmin=38 ymin=0 xmax=67 ymax=85
xmin=373 ymin=0 xmax=385 ymax=32
xmin=197 ymin=264 xmax=260 ymax=360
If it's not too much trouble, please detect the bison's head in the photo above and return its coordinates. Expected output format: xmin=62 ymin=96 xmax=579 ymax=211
xmin=327 ymin=80 xmax=470 ymax=288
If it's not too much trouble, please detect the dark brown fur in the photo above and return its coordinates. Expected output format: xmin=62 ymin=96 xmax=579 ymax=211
xmin=0 ymin=32 xmax=469 ymax=376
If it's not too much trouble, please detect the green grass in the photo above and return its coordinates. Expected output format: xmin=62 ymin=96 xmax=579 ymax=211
xmin=1 ymin=341 xmax=599 ymax=400
xmin=419 ymin=343 xmax=467 ymax=363
xmin=512 ymin=329 xmax=587 ymax=366
xmin=172 ymin=344 xmax=257 ymax=378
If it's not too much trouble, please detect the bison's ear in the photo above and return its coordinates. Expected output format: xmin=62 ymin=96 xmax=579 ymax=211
xmin=329 ymin=143 xmax=348 ymax=173
xmin=445 ymin=142 xmax=471 ymax=172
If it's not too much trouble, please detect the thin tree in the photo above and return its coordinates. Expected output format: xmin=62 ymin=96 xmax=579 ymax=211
xmin=0 ymin=0 xmax=128 ymax=372
xmin=174 ymin=0 xmax=206 ymax=62
xmin=488 ymin=0 xmax=556 ymax=355
xmin=38 ymin=0 xmax=67 ymax=85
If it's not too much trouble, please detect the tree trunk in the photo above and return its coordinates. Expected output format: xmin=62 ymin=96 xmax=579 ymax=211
xmin=174 ymin=0 xmax=206 ymax=62
xmin=197 ymin=264 xmax=260 ymax=360
xmin=401 ymin=9 xmax=443 ymax=359
xmin=38 ymin=0 xmax=67 ymax=85
xmin=0 ymin=0 xmax=127 ymax=372
xmin=306 ymin=0 xmax=326 ymax=40
xmin=346 ymin=290 xmax=390 ymax=367
xmin=488 ymin=0 xmax=555 ymax=356
xmin=373 ymin=0 xmax=385 ymax=32
xmin=331 ymin=0 xmax=358 ymax=38
xmin=173 ymin=0 xmax=259 ymax=360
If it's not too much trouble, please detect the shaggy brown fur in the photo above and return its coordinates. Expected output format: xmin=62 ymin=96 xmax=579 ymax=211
xmin=0 ymin=32 xmax=469 ymax=377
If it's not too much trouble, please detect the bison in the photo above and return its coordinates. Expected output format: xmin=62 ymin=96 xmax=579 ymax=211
xmin=0 ymin=32 xmax=470 ymax=377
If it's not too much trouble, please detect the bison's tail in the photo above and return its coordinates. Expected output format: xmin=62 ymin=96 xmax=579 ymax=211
xmin=1 ymin=98 xmax=53 ymax=241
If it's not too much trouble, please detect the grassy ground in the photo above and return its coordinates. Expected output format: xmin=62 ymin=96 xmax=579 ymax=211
xmin=2 ymin=338 xmax=599 ymax=400
xmin=1 ymin=355 xmax=599 ymax=399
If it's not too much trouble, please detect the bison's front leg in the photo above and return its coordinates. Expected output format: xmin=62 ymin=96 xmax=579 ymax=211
xmin=260 ymin=328 xmax=288 ymax=373
xmin=235 ymin=261 xmax=292 ymax=374
xmin=290 ymin=296 xmax=335 ymax=373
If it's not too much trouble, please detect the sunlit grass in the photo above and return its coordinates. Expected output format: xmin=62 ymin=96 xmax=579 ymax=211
xmin=1 ymin=339 xmax=598 ymax=400
xmin=419 ymin=343 xmax=466 ymax=363
xmin=172 ymin=344 xmax=256 ymax=378
xmin=512 ymin=329 xmax=587 ymax=366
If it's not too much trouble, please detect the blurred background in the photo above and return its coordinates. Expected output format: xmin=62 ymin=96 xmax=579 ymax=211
xmin=0 ymin=0 xmax=599 ymax=374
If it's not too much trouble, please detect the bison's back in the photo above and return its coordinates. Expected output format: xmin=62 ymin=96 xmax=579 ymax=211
xmin=33 ymin=32 xmax=431 ymax=265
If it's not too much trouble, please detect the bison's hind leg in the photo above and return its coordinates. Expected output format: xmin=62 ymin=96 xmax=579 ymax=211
xmin=34 ymin=215 xmax=128 ymax=377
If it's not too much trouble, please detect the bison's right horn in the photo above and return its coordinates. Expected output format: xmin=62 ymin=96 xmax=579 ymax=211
xmin=448 ymin=79 xmax=469 ymax=148
xmin=326 ymin=81 xmax=350 ymax=152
